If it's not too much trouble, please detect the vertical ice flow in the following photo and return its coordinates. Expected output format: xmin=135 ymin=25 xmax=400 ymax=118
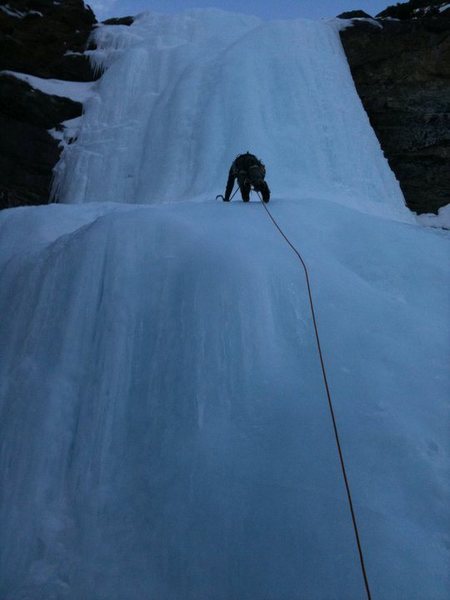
xmin=53 ymin=10 xmax=407 ymax=220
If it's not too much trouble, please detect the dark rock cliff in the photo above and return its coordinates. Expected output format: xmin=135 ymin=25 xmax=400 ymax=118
xmin=0 ymin=0 xmax=97 ymax=209
xmin=339 ymin=2 xmax=450 ymax=214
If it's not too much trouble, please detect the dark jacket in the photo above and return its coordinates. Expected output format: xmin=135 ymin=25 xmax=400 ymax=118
xmin=224 ymin=153 xmax=266 ymax=201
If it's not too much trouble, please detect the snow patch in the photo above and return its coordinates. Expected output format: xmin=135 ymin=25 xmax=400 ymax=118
xmin=0 ymin=4 xmax=25 ymax=17
xmin=49 ymin=116 xmax=84 ymax=148
xmin=0 ymin=5 xmax=42 ymax=17
xmin=417 ymin=204 xmax=450 ymax=229
xmin=329 ymin=17 xmax=383 ymax=32
xmin=0 ymin=70 xmax=96 ymax=103
xmin=411 ymin=3 xmax=450 ymax=17
xmin=63 ymin=50 xmax=84 ymax=57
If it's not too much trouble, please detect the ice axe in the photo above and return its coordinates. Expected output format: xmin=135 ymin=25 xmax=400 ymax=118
xmin=216 ymin=187 xmax=239 ymax=202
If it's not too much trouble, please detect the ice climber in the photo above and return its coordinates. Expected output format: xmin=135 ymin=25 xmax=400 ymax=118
xmin=223 ymin=152 xmax=270 ymax=202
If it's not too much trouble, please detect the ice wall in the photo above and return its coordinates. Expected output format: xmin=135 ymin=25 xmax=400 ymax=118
xmin=0 ymin=202 xmax=369 ymax=599
xmin=2 ymin=9 xmax=447 ymax=600
xmin=53 ymin=10 xmax=407 ymax=219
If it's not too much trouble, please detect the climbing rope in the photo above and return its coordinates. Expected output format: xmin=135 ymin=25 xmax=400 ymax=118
xmin=256 ymin=192 xmax=373 ymax=600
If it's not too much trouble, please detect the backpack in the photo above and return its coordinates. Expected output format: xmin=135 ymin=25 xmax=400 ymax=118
xmin=232 ymin=152 xmax=265 ymax=177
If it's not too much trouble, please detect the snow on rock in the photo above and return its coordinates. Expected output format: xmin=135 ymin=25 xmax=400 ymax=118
xmin=0 ymin=4 xmax=22 ymax=17
xmin=0 ymin=4 xmax=43 ymax=18
xmin=417 ymin=203 xmax=450 ymax=228
xmin=0 ymin=8 xmax=448 ymax=600
xmin=48 ymin=116 xmax=84 ymax=146
xmin=415 ymin=3 xmax=450 ymax=15
xmin=0 ymin=70 xmax=96 ymax=103
xmin=330 ymin=17 xmax=383 ymax=32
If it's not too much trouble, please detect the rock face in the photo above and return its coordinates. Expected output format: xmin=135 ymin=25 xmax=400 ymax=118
xmin=377 ymin=0 xmax=447 ymax=20
xmin=337 ymin=11 xmax=372 ymax=20
xmin=339 ymin=3 xmax=450 ymax=214
xmin=0 ymin=0 xmax=97 ymax=209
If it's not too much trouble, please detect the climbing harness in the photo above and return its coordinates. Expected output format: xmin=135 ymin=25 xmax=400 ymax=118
xmin=218 ymin=180 xmax=268 ymax=203
xmin=255 ymin=191 xmax=373 ymax=600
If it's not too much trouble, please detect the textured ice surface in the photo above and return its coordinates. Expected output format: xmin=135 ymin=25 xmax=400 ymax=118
xmin=0 ymin=9 xmax=448 ymax=600
xmin=54 ymin=10 xmax=409 ymax=223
